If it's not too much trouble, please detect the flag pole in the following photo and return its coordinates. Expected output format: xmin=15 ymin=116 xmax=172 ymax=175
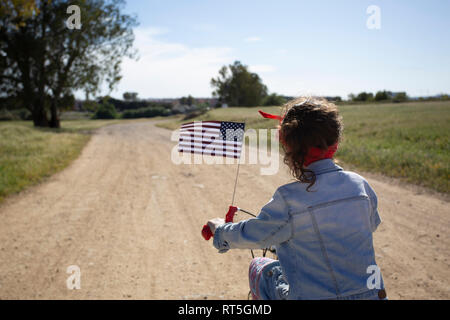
xmin=230 ymin=159 xmax=241 ymax=206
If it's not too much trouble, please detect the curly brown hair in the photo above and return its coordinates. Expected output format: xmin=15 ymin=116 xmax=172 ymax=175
xmin=278 ymin=97 xmax=343 ymax=191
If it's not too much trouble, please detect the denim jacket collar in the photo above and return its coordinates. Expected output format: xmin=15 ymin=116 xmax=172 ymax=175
xmin=305 ymin=159 xmax=343 ymax=176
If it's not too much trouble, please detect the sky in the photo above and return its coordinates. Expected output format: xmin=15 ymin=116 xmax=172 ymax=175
xmin=104 ymin=0 xmax=450 ymax=99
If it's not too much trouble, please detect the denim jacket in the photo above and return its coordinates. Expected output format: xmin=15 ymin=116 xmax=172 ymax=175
xmin=213 ymin=159 xmax=385 ymax=300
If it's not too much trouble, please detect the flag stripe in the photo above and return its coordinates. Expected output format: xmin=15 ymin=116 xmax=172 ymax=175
xmin=178 ymin=148 xmax=241 ymax=157
xmin=181 ymin=125 xmax=221 ymax=130
xmin=179 ymin=134 xmax=221 ymax=140
xmin=178 ymin=150 xmax=240 ymax=159
xmin=178 ymin=141 xmax=242 ymax=150
xmin=179 ymin=139 xmax=242 ymax=146
xmin=181 ymin=122 xmax=221 ymax=129
xmin=180 ymin=128 xmax=220 ymax=134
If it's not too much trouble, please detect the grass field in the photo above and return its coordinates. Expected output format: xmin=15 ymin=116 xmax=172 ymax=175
xmin=158 ymin=101 xmax=450 ymax=194
xmin=0 ymin=119 xmax=143 ymax=203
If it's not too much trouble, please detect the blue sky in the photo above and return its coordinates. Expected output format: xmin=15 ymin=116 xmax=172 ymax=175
xmin=110 ymin=0 xmax=450 ymax=99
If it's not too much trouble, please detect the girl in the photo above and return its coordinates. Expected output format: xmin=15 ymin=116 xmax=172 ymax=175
xmin=207 ymin=97 xmax=386 ymax=300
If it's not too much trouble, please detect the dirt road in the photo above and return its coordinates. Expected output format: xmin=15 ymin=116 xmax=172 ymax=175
xmin=0 ymin=121 xmax=448 ymax=299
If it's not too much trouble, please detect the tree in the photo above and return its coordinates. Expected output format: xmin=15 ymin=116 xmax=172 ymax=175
xmin=0 ymin=0 xmax=39 ymax=28
xmin=123 ymin=92 xmax=138 ymax=101
xmin=392 ymin=92 xmax=408 ymax=103
xmin=347 ymin=93 xmax=356 ymax=101
xmin=82 ymin=99 xmax=100 ymax=112
xmin=374 ymin=90 xmax=395 ymax=101
xmin=262 ymin=93 xmax=286 ymax=106
xmin=179 ymin=95 xmax=194 ymax=106
xmin=211 ymin=61 xmax=268 ymax=107
xmin=0 ymin=0 xmax=138 ymax=127
xmin=354 ymin=92 xmax=374 ymax=102
xmin=375 ymin=90 xmax=390 ymax=101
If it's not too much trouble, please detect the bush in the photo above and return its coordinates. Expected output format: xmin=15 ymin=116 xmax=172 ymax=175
xmin=92 ymin=101 xmax=117 ymax=119
xmin=182 ymin=109 xmax=208 ymax=120
xmin=392 ymin=92 xmax=408 ymax=103
xmin=0 ymin=108 xmax=14 ymax=121
xmin=14 ymin=108 xmax=32 ymax=120
xmin=121 ymin=106 xmax=171 ymax=119
xmin=353 ymin=92 xmax=374 ymax=102
xmin=0 ymin=108 xmax=32 ymax=121
xmin=262 ymin=93 xmax=287 ymax=106
xmin=374 ymin=90 xmax=392 ymax=101
xmin=82 ymin=100 xmax=100 ymax=112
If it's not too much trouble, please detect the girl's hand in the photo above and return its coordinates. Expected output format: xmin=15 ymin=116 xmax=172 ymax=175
xmin=207 ymin=218 xmax=225 ymax=235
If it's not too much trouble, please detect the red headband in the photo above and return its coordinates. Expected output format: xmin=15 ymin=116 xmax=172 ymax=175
xmin=258 ymin=110 xmax=283 ymax=122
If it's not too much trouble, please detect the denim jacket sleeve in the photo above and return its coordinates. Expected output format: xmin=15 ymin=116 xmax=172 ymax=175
xmin=364 ymin=181 xmax=381 ymax=232
xmin=213 ymin=188 xmax=291 ymax=253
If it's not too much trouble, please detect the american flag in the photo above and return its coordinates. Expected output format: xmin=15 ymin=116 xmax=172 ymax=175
xmin=178 ymin=121 xmax=245 ymax=158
